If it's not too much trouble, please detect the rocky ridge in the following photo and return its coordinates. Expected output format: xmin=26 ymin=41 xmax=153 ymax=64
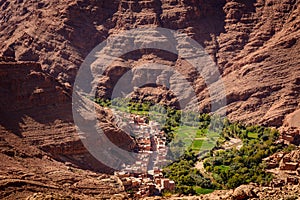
xmin=0 ymin=58 xmax=137 ymax=199
xmin=0 ymin=57 xmax=136 ymax=172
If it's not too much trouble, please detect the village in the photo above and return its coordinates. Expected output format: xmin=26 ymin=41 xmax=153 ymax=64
xmin=112 ymin=109 xmax=175 ymax=198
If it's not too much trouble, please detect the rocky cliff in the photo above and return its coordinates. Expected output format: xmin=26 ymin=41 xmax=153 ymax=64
xmin=0 ymin=127 xmax=127 ymax=199
xmin=1 ymin=0 xmax=299 ymax=127
xmin=0 ymin=0 xmax=300 ymax=199
xmin=0 ymin=58 xmax=137 ymax=198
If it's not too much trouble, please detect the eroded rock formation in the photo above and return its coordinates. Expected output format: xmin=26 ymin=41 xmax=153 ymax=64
xmin=1 ymin=0 xmax=299 ymax=126
xmin=0 ymin=0 xmax=300 ymax=199
xmin=0 ymin=58 xmax=137 ymax=198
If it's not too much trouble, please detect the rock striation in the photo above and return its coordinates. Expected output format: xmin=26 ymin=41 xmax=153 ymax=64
xmin=0 ymin=0 xmax=300 ymax=198
xmin=0 ymin=58 xmax=137 ymax=198
xmin=1 ymin=0 xmax=299 ymax=126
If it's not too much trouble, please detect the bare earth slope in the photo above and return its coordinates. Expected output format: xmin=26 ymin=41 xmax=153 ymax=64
xmin=0 ymin=128 xmax=127 ymax=200
xmin=0 ymin=59 xmax=137 ymax=198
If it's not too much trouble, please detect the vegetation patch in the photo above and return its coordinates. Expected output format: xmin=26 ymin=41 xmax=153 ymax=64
xmin=194 ymin=187 xmax=215 ymax=195
xmin=204 ymin=124 xmax=283 ymax=189
xmin=95 ymin=97 xmax=287 ymax=194
xmin=163 ymin=150 xmax=215 ymax=195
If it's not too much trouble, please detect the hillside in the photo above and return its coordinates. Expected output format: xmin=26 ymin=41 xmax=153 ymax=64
xmin=0 ymin=0 xmax=300 ymax=199
xmin=1 ymin=0 xmax=299 ymax=126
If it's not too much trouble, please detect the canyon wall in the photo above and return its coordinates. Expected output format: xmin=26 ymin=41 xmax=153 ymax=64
xmin=0 ymin=1 xmax=300 ymax=198
xmin=0 ymin=58 xmax=137 ymax=198
xmin=1 ymin=0 xmax=299 ymax=126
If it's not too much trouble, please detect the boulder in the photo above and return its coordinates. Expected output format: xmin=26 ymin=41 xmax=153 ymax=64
xmin=232 ymin=185 xmax=256 ymax=200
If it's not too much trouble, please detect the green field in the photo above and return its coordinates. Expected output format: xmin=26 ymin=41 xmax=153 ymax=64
xmin=196 ymin=129 xmax=207 ymax=137
xmin=198 ymin=139 xmax=216 ymax=151
xmin=173 ymin=126 xmax=219 ymax=153
xmin=248 ymin=132 xmax=258 ymax=139
xmin=192 ymin=140 xmax=203 ymax=150
xmin=194 ymin=187 xmax=215 ymax=195
xmin=216 ymin=165 xmax=230 ymax=171
xmin=176 ymin=126 xmax=198 ymax=139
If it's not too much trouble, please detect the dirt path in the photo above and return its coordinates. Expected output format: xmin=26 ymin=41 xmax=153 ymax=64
xmin=195 ymin=137 xmax=243 ymax=181
xmin=195 ymin=160 xmax=211 ymax=179
xmin=223 ymin=137 xmax=243 ymax=150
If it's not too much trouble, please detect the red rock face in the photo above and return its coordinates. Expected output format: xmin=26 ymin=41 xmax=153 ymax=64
xmin=0 ymin=59 xmax=138 ymax=198
xmin=0 ymin=0 xmax=299 ymax=198
xmin=0 ymin=62 xmax=69 ymax=111
xmin=0 ymin=61 xmax=71 ymax=138
xmin=0 ymin=59 xmax=136 ymax=171
xmin=1 ymin=0 xmax=299 ymax=126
